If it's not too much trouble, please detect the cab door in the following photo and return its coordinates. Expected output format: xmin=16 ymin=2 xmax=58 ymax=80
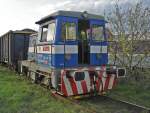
xmin=90 ymin=20 xmax=108 ymax=65
xmin=78 ymin=19 xmax=90 ymax=65
xmin=56 ymin=16 xmax=78 ymax=68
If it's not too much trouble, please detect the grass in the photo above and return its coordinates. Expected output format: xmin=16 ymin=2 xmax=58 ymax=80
xmin=0 ymin=65 xmax=150 ymax=113
xmin=0 ymin=66 xmax=85 ymax=113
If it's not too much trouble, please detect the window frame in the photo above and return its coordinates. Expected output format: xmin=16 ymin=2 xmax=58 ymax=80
xmin=39 ymin=20 xmax=56 ymax=42
xmin=47 ymin=22 xmax=56 ymax=41
xmin=91 ymin=24 xmax=105 ymax=42
xmin=40 ymin=25 xmax=48 ymax=42
xmin=61 ymin=21 xmax=77 ymax=41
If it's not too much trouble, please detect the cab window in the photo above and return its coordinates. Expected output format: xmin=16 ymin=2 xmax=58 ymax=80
xmin=62 ymin=22 xmax=76 ymax=40
xmin=92 ymin=24 xmax=104 ymax=41
xmin=41 ymin=25 xmax=48 ymax=42
xmin=40 ymin=23 xmax=56 ymax=42
xmin=75 ymin=72 xmax=85 ymax=81
xmin=47 ymin=23 xmax=56 ymax=41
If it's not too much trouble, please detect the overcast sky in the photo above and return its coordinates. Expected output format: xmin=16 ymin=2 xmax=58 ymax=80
xmin=0 ymin=0 xmax=149 ymax=35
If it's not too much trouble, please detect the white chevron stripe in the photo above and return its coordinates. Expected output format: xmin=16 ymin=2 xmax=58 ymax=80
xmin=84 ymin=71 xmax=91 ymax=92
xmin=101 ymin=72 xmax=107 ymax=90
xmin=99 ymin=82 xmax=103 ymax=92
xmin=63 ymin=76 xmax=73 ymax=96
xmin=108 ymin=75 xmax=115 ymax=89
xmin=76 ymin=81 xmax=83 ymax=94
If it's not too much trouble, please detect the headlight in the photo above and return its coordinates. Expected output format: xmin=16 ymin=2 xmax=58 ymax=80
xmin=117 ymin=68 xmax=126 ymax=77
xmin=106 ymin=67 xmax=126 ymax=78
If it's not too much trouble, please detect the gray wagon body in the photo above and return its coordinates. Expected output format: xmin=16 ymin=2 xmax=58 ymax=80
xmin=0 ymin=29 xmax=36 ymax=69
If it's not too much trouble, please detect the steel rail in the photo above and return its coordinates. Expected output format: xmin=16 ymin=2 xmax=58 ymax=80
xmin=102 ymin=95 xmax=150 ymax=113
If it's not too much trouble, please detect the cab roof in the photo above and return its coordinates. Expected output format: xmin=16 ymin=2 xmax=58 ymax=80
xmin=36 ymin=10 xmax=105 ymax=24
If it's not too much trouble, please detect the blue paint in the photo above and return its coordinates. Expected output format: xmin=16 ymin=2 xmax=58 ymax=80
xmin=90 ymin=53 xmax=108 ymax=65
xmin=52 ymin=54 xmax=78 ymax=68
xmin=36 ymin=52 xmax=78 ymax=68
xmin=36 ymin=53 xmax=51 ymax=67
xmin=55 ymin=16 xmax=78 ymax=44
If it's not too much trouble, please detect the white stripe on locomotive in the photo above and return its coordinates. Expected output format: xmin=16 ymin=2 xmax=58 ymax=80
xmin=84 ymin=71 xmax=91 ymax=92
xmin=76 ymin=81 xmax=83 ymax=94
xmin=63 ymin=75 xmax=73 ymax=96
xmin=101 ymin=71 xmax=107 ymax=90
xmin=108 ymin=74 xmax=115 ymax=89
xmin=99 ymin=82 xmax=103 ymax=92
xmin=52 ymin=45 xmax=78 ymax=54
xmin=36 ymin=45 xmax=107 ymax=54
xmin=91 ymin=46 xmax=107 ymax=53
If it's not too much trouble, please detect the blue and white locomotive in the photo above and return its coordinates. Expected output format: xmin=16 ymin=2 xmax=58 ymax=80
xmin=21 ymin=11 xmax=125 ymax=97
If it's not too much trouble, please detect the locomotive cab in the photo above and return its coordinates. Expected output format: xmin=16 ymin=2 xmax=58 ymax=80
xmin=35 ymin=11 xmax=107 ymax=68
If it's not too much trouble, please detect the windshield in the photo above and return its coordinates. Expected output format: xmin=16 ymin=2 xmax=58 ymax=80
xmin=40 ymin=22 xmax=56 ymax=42
xmin=61 ymin=22 xmax=76 ymax=40
xmin=92 ymin=24 xmax=104 ymax=41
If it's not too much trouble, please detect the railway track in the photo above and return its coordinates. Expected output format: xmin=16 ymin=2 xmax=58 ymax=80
xmin=50 ymin=90 xmax=150 ymax=113
xmin=51 ymin=91 xmax=97 ymax=113
xmin=101 ymin=95 xmax=150 ymax=113
xmin=33 ymin=81 xmax=150 ymax=113
xmin=72 ymin=95 xmax=150 ymax=113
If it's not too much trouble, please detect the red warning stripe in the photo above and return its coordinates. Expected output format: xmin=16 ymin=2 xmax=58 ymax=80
xmin=96 ymin=80 xmax=99 ymax=91
xmin=68 ymin=78 xmax=78 ymax=95
xmin=61 ymin=71 xmax=68 ymax=96
xmin=98 ymin=65 xmax=105 ymax=92
xmin=112 ymin=76 xmax=117 ymax=88
xmin=81 ymin=80 xmax=88 ymax=94
xmin=89 ymin=75 xmax=94 ymax=92
xmin=104 ymin=75 xmax=111 ymax=91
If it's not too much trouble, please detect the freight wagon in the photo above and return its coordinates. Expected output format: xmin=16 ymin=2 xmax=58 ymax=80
xmin=0 ymin=29 xmax=36 ymax=70
xmin=20 ymin=11 xmax=126 ymax=97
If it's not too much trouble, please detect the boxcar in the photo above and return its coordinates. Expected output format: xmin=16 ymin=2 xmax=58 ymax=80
xmin=0 ymin=29 xmax=36 ymax=70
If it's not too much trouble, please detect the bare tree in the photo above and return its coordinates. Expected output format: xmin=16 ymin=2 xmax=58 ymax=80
xmin=107 ymin=0 xmax=150 ymax=76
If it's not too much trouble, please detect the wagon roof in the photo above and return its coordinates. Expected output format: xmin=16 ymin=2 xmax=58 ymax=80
xmin=0 ymin=29 xmax=37 ymax=38
xmin=36 ymin=10 xmax=105 ymax=24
